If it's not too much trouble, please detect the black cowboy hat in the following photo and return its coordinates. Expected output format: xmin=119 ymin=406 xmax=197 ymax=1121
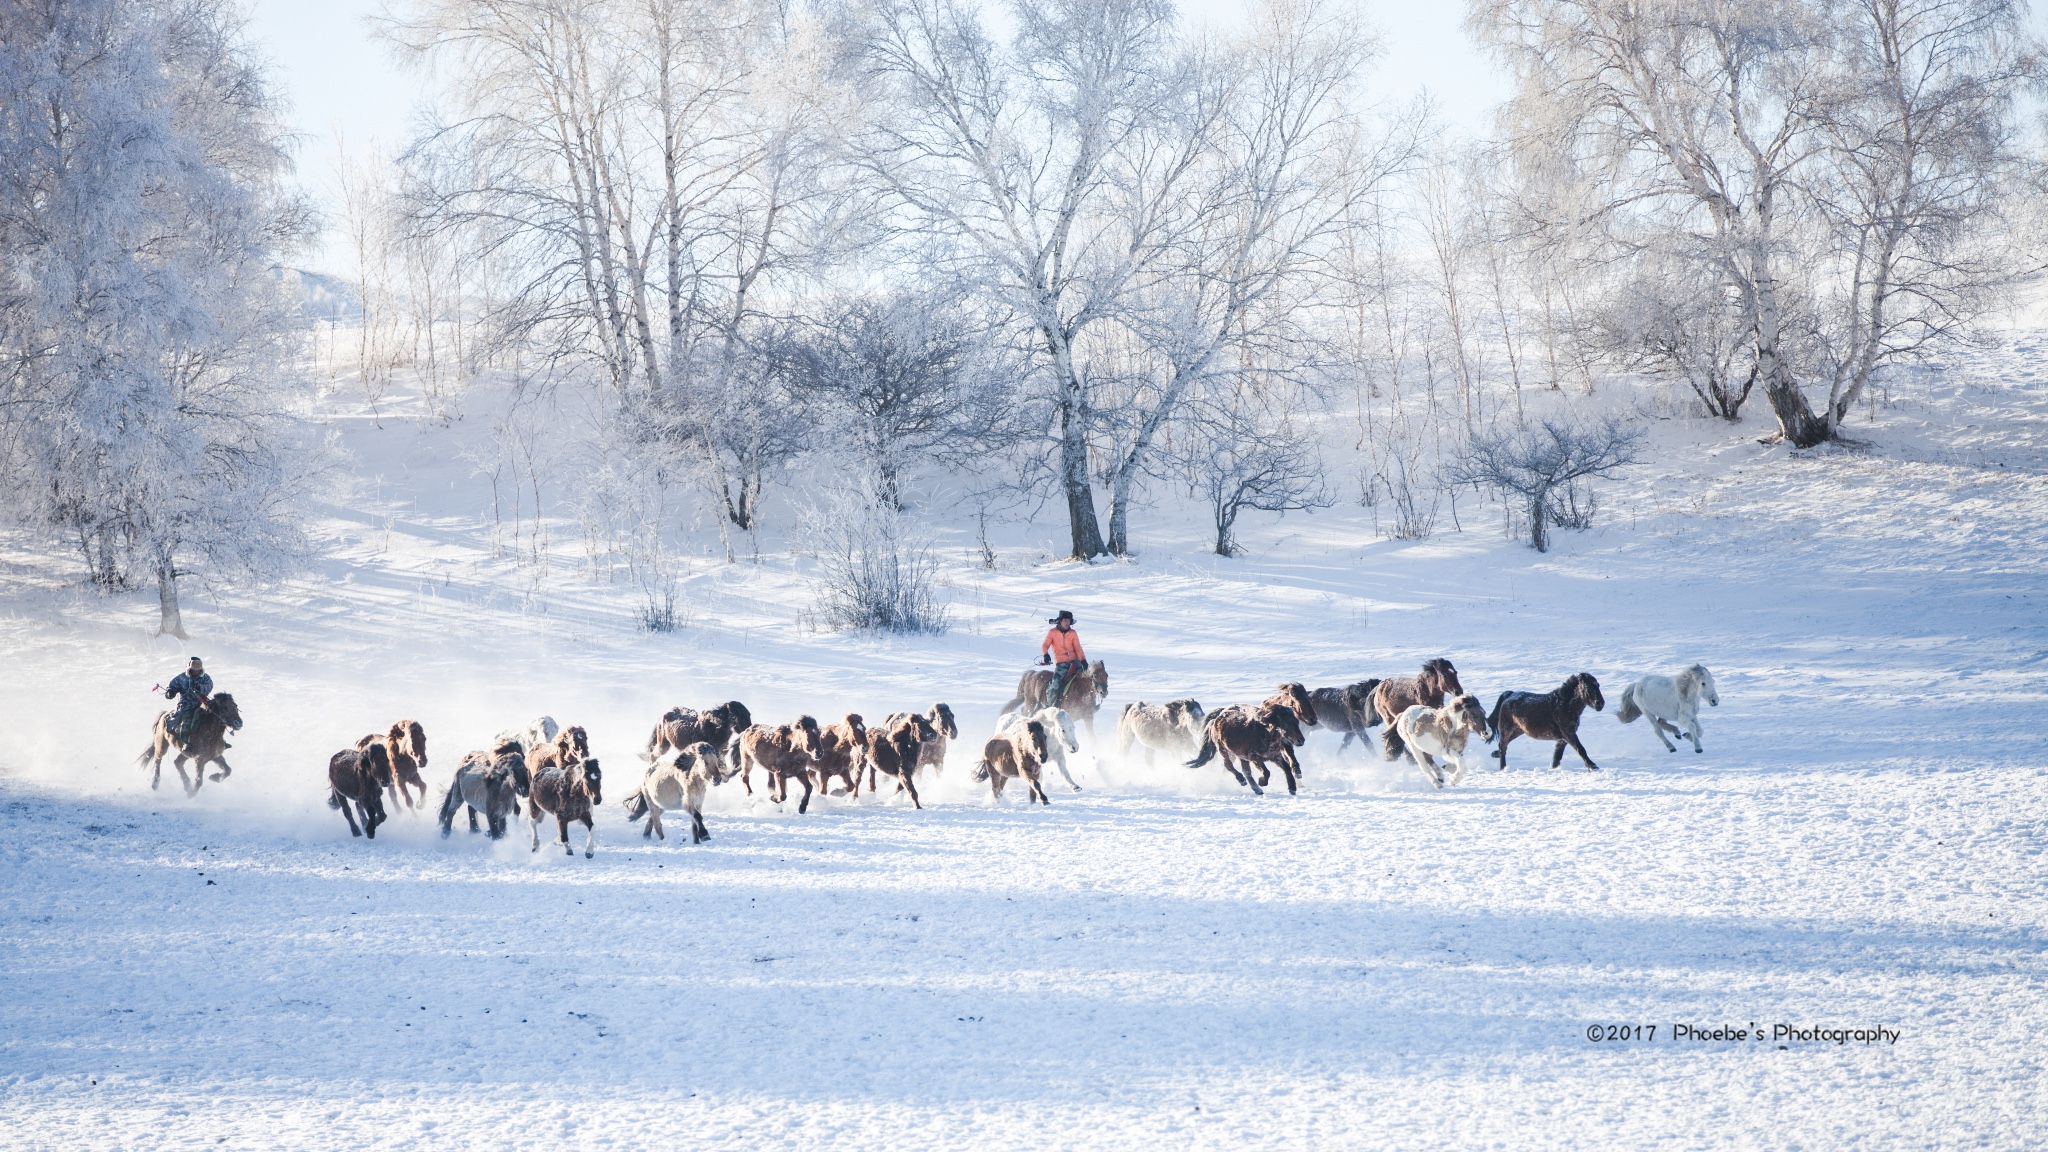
xmin=1047 ymin=610 xmax=1075 ymax=624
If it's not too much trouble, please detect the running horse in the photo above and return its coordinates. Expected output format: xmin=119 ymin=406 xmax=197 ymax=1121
xmin=136 ymin=694 xmax=245 ymax=797
xmin=999 ymin=660 xmax=1109 ymax=743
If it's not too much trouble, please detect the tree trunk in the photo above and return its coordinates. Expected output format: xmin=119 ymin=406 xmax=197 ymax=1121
xmin=1051 ymin=343 xmax=1106 ymax=560
xmin=157 ymin=563 xmax=189 ymax=640
xmin=1529 ymin=486 xmax=1549 ymax=553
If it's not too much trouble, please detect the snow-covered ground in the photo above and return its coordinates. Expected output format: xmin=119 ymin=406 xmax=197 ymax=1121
xmin=2 ymin=345 xmax=2045 ymax=1149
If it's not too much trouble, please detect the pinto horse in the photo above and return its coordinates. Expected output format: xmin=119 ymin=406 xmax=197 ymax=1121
xmin=1489 ymin=673 xmax=1605 ymax=772
xmin=1376 ymin=660 xmax=1463 ymax=760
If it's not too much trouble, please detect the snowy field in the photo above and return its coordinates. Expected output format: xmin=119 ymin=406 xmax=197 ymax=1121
xmin=2 ymin=349 xmax=2046 ymax=1149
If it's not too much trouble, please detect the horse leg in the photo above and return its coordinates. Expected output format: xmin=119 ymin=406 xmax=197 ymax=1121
xmin=1050 ymin=750 xmax=1082 ymax=792
xmin=1446 ymin=752 xmax=1468 ymax=787
xmin=1416 ymin=751 xmax=1444 ymax=789
xmin=1550 ymin=740 xmax=1567 ymax=769
xmin=469 ymin=805 xmax=481 ymax=833
xmin=795 ymin=772 xmax=813 ymax=815
xmin=1495 ymin=728 xmax=1516 ymax=771
xmin=690 ymin=805 xmax=709 ymax=844
xmin=209 ymin=755 xmax=232 ymax=783
xmin=337 ymin=792 xmax=362 ymax=837
xmin=1279 ymin=751 xmax=1300 ymax=795
xmin=582 ymin=814 xmax=596 ymax=859
xmin=899 ymin=771 xmax=922 ymax=811
xmin=529 ymin=801 xmax=543 ymax=853
xmin=174 ymin=753 xmax=198 ymax=797
xmin=1565 ymin=731 xmax=1600 ymax=771
xmin=1684 ymin=714 xmax=1704 ymax=753
xmin=1338 ymin=730 xmax=1355 ymax=752
xmin=556 ymin=814 xmax=572 ymax=855
xmin=1649 ymin=716 xmax=1678 ymax=753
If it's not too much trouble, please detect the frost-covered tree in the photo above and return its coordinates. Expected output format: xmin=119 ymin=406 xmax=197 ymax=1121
xmin=1473 ymin=0 xmax=2039 ymax=446
xmin=390 ymin=0 xmax=867 ymax=538
xmin=1452 ymin=415 xmax=1642 ymax=552
xmin=857 ymin=0 xmax=1194 ymax=559
xmin=1102 ymin=0 xmax=1413 ymax=556
xmin=767 ymin=290 xmax=1010 ymax=510
xmin=0 ymin=0 xmax=314 ymax=637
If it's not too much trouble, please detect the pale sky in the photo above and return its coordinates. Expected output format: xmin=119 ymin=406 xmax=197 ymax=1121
xmin=242 ymin=0 xmax=1510 ymax=277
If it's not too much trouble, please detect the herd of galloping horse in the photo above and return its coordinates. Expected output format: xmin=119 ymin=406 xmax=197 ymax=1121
xmin=135 ymin=656 xmax=1721 ymax=857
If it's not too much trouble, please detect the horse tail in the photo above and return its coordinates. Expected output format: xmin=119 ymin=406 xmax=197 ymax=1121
xmin=135 ymin=740 xmax=155 ymax=769
xmin=1380 ymin=722 xmax=1406 ymax=761
xmin=641 ymin=723 xmax=665 ymax=762
xmin=972 ymin=757 xmax=991 ymax=783
xmin=1486 ymin=693 xmax=1509 ymax=737
xmin=1184 ymin=736 xmax=1217 ymax=770
xmin=623 ymin=787 xmax=650 ymax=822
xmin=1615 ymin=684 xmax=1642 ymax=724
xmin=327 ymin=787 xmax=343 ymax=811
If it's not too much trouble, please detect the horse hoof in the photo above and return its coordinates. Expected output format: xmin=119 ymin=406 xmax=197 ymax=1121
xmin=584 ymin=850 xmax=593 ymax=859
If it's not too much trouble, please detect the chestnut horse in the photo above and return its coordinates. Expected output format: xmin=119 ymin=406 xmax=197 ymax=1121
xmin=356 ymin=720 xmax=429 ymax=810
xmin=737 ymin=717 xmax=823 ymax=813
xmin=136 ymin=693 xmax=244 ymax=797
xmin=1489 ymin=673 xmax=1605 ymax=771
xmin=1000 ymin=660 xmax=1109 ymax=742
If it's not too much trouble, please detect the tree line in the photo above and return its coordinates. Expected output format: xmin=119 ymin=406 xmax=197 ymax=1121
xmin=1 ymin=0 xmax=2038 ymax=632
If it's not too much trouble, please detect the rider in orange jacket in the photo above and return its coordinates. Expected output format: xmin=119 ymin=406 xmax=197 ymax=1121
xmin=1039 ymin=610 xmax=1086 ymax=706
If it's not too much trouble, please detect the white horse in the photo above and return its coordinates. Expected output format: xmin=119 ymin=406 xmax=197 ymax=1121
xmin=996 ymin=707 xmax=1083 ymax=791
xmin=493 ymin=716 xmax=559 ymax=759
xmin=1393 ymin=695 xmax=1491 ymax=789
xmin=1616 ymin=664 xmax=1719 ymax=753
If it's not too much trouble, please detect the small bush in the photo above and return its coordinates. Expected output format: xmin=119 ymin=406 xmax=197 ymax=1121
xmin=804 ymin=493 xmax=950 ymax=634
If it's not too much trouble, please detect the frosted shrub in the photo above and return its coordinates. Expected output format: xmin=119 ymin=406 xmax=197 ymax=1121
xmin=804 ymin=495 xmax=949 ymax=635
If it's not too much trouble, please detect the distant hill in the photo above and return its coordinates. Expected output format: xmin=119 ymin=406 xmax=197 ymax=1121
xmin=273 ymin=266 xmax=361 ymax=323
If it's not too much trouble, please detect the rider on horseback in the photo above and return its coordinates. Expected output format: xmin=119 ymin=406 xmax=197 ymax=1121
xmin=1039 ymin=611 xmax=1086 ymax=707
xmin=164 ymin=657 xmax=213 ymax=742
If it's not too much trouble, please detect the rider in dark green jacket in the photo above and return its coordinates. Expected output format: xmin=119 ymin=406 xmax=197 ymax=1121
xmin=164 ymin=657 xmax=213 ymax=740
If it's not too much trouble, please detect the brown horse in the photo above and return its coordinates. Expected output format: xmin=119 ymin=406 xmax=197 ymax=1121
xmin=865 ymin=714 xmax=935 ymax=809
xmin=328 ymin=743 xmax=391 ymax=839
xmin=1376 ymin=660 xmax=1464 ymax=760
xmin=1185 ymin=700 xmax=1308 ymax=795
xmin=976 ymin=719 xmax=1051 ymax=805
xmin=136 ymin=693 xmax=244 ymax=797
xmin=529 ymin=725 xmax=592 ymax=774
xmin=737 ymin=717 xmax=823 ymax=812
xmin=642 ymin=701 xmax=753 ymax=762
xmin=882 ymin=703 xmax=957 ymax=777
xmin=529 ymin=757 xmax=604 ymax=857
xmin=356 ymin=720 xmax=429 ymax=810
xmin=810 ymin=714 xmax=868 ymax=797
xmin=1309 ymin=680 xmax=1381 ymax=751
xmin=1488 ymin=673 xmax=1605 ymax=771
xmin=999 ymin=660 xmax=1109 ymax=741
